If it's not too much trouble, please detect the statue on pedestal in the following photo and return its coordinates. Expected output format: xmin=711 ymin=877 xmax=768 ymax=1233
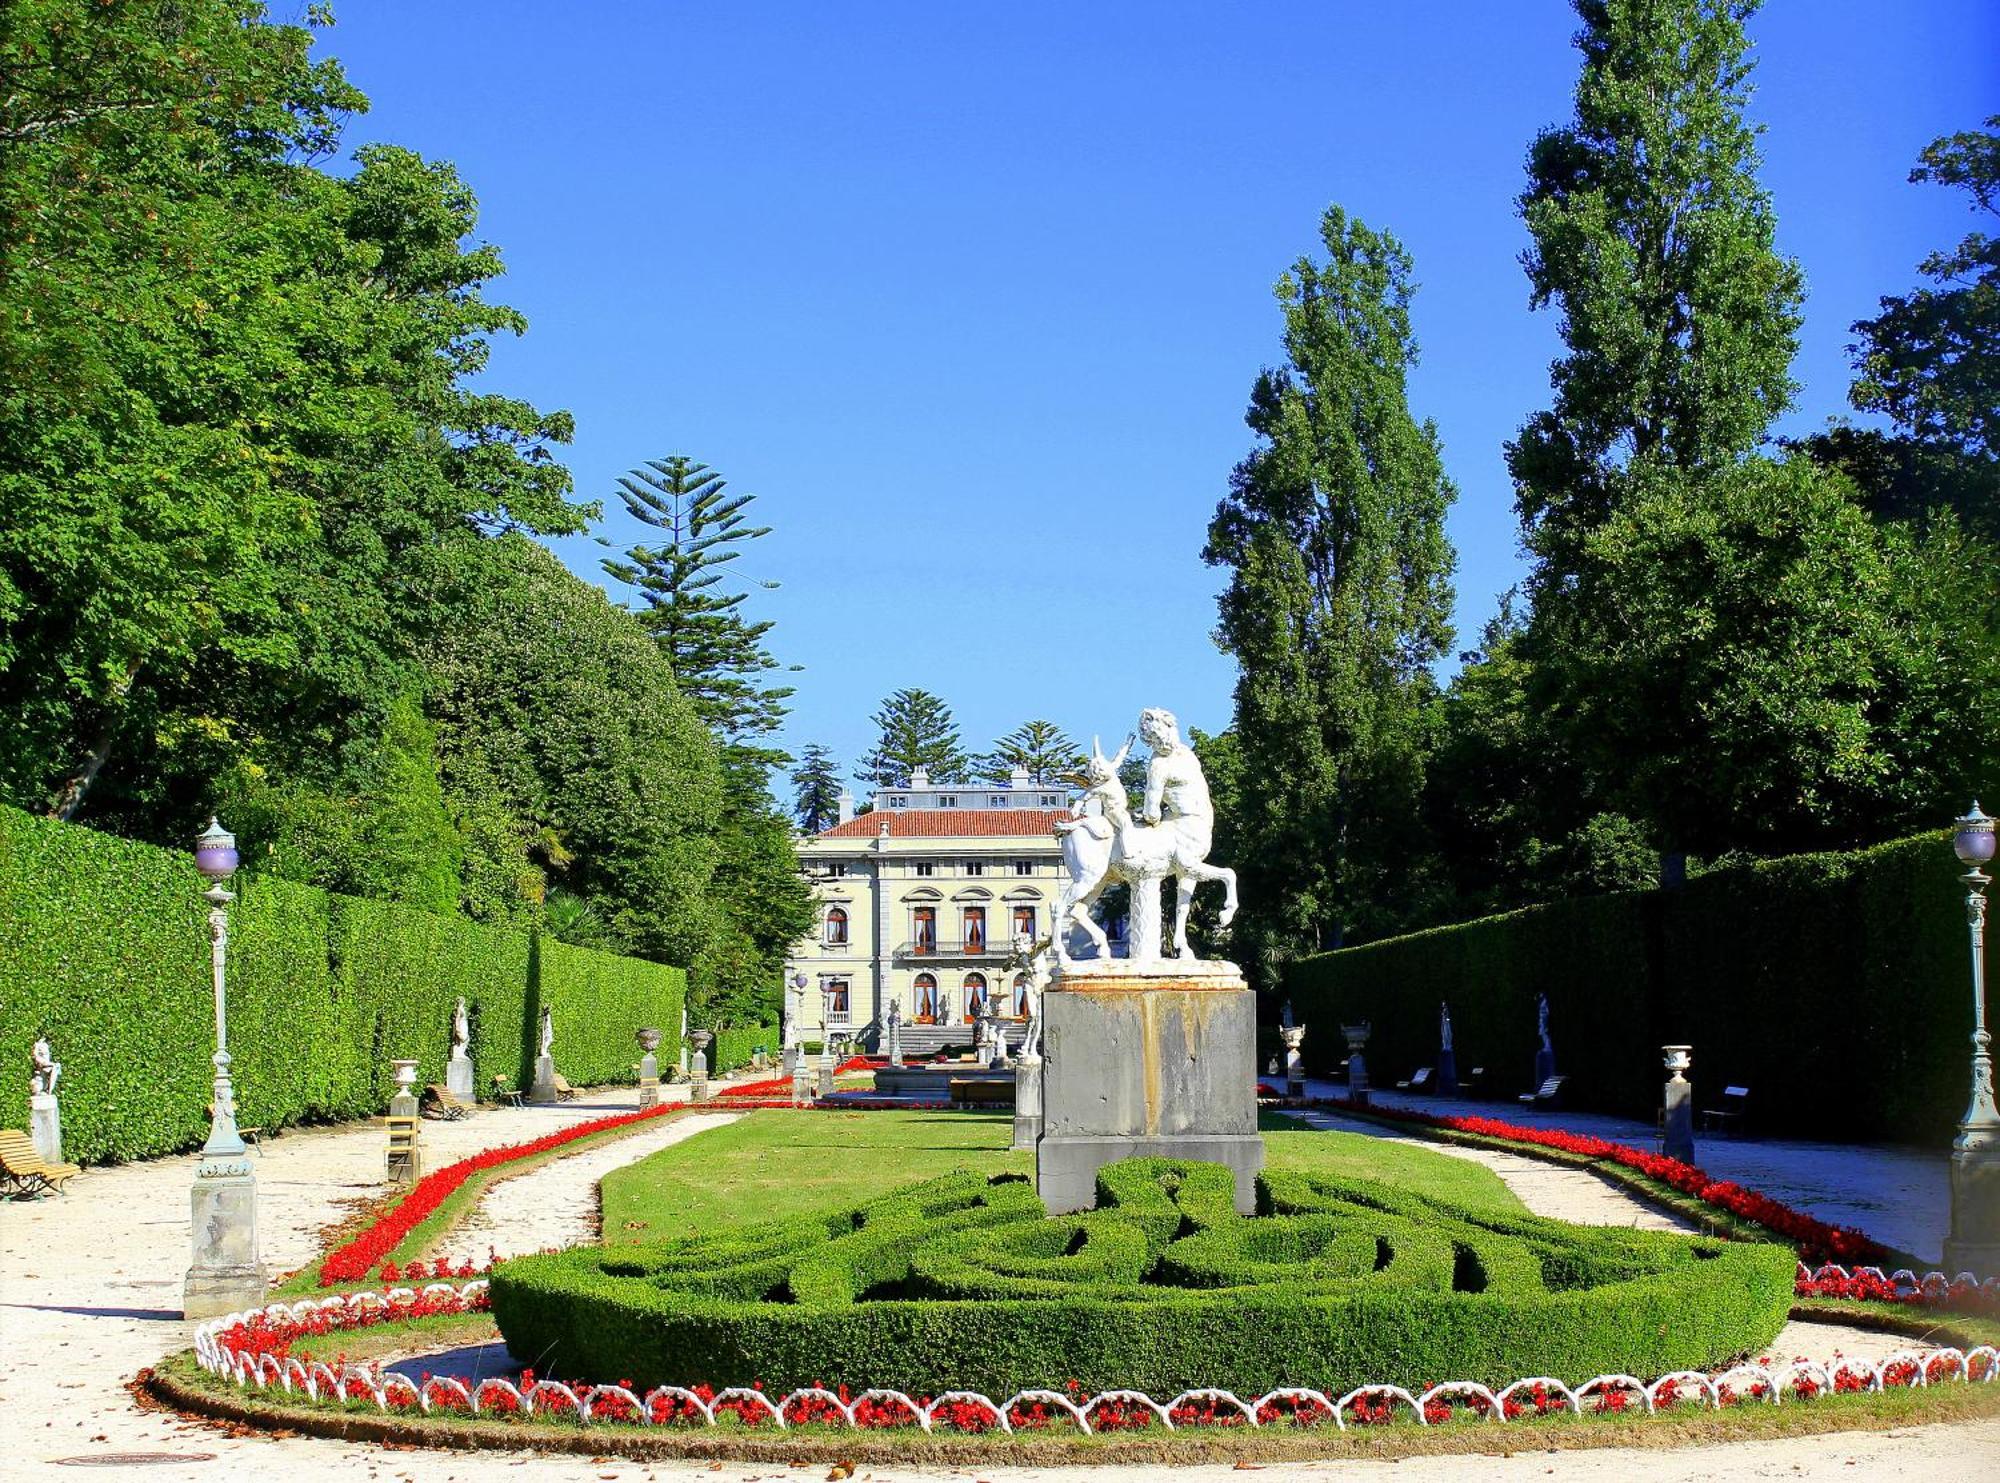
xmin=1053 ymin=709 xmax=1238 ymax=965
xmin=452 ymin=998 xmax=470 ymax=1059
xmin=29 ymin=1035 xmax=60 ymax=1096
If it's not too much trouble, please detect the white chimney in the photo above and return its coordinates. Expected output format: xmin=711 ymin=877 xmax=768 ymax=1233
xmin=1009 ymin=764 xmax=1031 ymax=788
xmin=836 ymin=787 xmax=854 ymax=826
xmin=910 ymin=766 xmax=930 ymax=789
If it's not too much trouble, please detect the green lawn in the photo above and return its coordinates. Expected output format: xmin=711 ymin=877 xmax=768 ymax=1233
xmin=598 ymin=1108 xmax=1524 ymax=1242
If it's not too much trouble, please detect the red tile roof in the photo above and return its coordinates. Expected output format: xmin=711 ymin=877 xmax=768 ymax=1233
xmin=815 ymin=807 xmax=1066 ymax=840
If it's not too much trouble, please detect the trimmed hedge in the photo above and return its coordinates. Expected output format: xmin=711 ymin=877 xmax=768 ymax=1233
xmin=0 ymin=806 xmax=685 ymax=1164
xmin=709 ymin=1023 xmax=778 ymax=1075
xmin=1284 ymin=832 xmax=1969 ymax=1142
xmin=488 ymin=1157 xmax=1792 ymax=1396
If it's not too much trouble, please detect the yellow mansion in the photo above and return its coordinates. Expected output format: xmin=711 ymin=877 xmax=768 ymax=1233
xmin=785 ymin=767 xmax=1069 ymax=1051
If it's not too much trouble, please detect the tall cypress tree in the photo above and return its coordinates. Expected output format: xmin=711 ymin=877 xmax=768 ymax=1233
xmin=790 ymin=742 xmax=845 ymax=832
xmin=1204 ymin=205 xmax=1457 ymax=958
xmin=977 ymin=720 xmax=1086 ymax=785
xmin=1507 ymin=0 xmax=1802 ymax=574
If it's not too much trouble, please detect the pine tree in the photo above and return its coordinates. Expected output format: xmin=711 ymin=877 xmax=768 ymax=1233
xmin=790 ymin=743 xmax=845 ymax=832
xmin=859 ymin=689 xmax=969 ymax=788
xmin=1507 ymin=0 xmax=1803 ymax=574
xmin=1203 ymin=205 xmax=1457 ymax=960
xmin=977 ymin=720 xmax=1086 ymax=784
xmin=601 ymin=456 xmax=795 ymax=760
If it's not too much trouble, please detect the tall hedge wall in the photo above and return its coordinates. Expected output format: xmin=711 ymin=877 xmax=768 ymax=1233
xmin=0 ymin=807 xmax=686 ymax=1164
xmin=1283 ymin=832 xmax=1968 ymax=1144
xmin=709 ymin=1023 xmax=778 ymax=1075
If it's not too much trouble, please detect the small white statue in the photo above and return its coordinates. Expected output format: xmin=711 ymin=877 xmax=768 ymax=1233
xmin=30 ymin=1036 xmax=60 ymax=1096
xmin=1536 ymin=994 xmax=1551 ymax=1056
xmin=539 ymin=1006 xmax=554 ymax=1058
xmin=451 ymin=997 xmax=470 ymax=1059
xmin=1440 ymin=1001 xmax=1453 ymax=1053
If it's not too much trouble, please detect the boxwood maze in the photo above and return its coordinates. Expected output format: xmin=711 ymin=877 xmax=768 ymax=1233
xmin=490 ymin=1158 xmax=1793 ymax=1397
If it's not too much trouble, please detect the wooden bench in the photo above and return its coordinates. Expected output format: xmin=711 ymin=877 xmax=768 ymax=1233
xmin=0 ymin=1129 xmax=81 ymax=1196
xmin=422 ymin=1083 xmax=472 ymax=1121
xmin=551 ymin=1072 xmax=579 ymax=1103
xmin=1396 ymin=1067 xmax=1434 ymax=1092
xmin=1701 ymin=1085 xmax=1750 ymax=1135
xmin=1462 ymin=1066 xmax=1486 ymax=1097
xmin=1517 ymin=1074 xmax=1567 ymax=1108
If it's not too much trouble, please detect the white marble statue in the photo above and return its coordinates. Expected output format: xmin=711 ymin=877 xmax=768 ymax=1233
xmin=29 ymin=1035 xmax=60 ymax=1096
xmin=451 ymin=997 xmax=470 ymax=1059
xmin=1053 ymin=708 xmax=1238 ymax=964
xmin=1536 ymin=994 xmax=1551 ymax=1056
xmin=538 ymin=1006 xmax=554 ymax=1058
xmin=1440 ymin=1001 xmax=1453 ymax=1052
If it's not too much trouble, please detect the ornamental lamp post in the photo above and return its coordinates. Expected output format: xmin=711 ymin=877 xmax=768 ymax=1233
xmin=1945 ymin=802 xmax=2000 ymax=1278
xmin=183 ymin=818 xmax=266 ymax=1318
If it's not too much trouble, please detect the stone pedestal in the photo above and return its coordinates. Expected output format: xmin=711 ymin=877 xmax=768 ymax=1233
xmin=1036 ymin=961 xmax=1261 ymax=1215
xmin=636 ymin=1051 xmax=661 ymax=1111
xmin=446 ymin=1053 xmax=475 ymax=1101
xmin=1945 ymin=1141 xmax=2000 ymax=1279
xmin=792 ymin=1058 xmax=814 ymax=1107
xmin=1342 ymin=1023 xmax=1372 ymax=1107
xmin=29 ymin=1090 xmax=61 ymax=1166
xmin=1437 ymin=1047 xmax=1459 ymax=1097
xmin=184 ymin=1156 xmax=264 ymax=1319
xmin=1662 ymin=1076 xmax=1695 ymax=1164
xmin=1535 ymin=1046 xmax=1557 ymax=1088
xmin=529 ymin=1053 xmax=559 ymax=1105
xmin=1012 ymin=1052 xmax=1043 ymax=1151
xmin=1280 ymin=1025 xmax=1306 ymax=1100
xmin=816 ymin=1056 xmax=836 ymax=1099
xmin=887 ymin=1016 xmax=904 ymax=1067
xmin=781 ymin=1044 xmax=799 ymax=1078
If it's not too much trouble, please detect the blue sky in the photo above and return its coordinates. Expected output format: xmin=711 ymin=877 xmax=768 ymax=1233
xmin=318 ymin=2 xmax=1996 ymax=789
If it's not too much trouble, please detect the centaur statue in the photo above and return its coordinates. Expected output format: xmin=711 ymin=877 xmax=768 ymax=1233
xmin=1052 ymin=707 xmax=1238 ymax=965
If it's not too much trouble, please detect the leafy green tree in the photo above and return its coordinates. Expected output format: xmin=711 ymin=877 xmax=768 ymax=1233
xmin=1507 ymin=0 xmax=1802 ymax=572
xmin=0 ymin=2 xmax=583 ymax=833
xmin=427 ymin=537 xmax=723 ymax=965
xmin=1535 ymin=454 xmax=1998 ymax=855
xmin=790 ymin=743 xmax=845 ymax=832
xmin=977 ymin=720 xmax=1086 ymax=785
xmin=859 ymin=689 xmax=970 ymax=788
xmin=1802 ymin=118 xmax=1997 ymax=540
xmin=1203 ymin=205 xmax=1457 ymax=958
xmin=601 ymin=456 xmax=794 ymax=758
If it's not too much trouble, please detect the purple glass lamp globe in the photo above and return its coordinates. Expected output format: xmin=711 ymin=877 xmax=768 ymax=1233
xmin=1954 ymin=801 xmax=1997 ymax=868
xmin=194 ymin=817 xmax=239 ymax=882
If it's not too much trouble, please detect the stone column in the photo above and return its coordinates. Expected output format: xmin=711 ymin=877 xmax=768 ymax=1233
xmin=792 ymin=1055 xmax=814 ymax=1107
xmin=1280 ymin=1024 xmax=1306 ymax=1099
xmin=1341 ymin=1022 xmax=1372 ymax=1107
xmin=688 ymin=1030 xmax=713 ymax=1104
xmin=1661 ymin=1045 xmax=1695 ymax=1164
xmin=886 ymin=1003 xmax=904 ymax=1067
xmin=1012 ymin=1050 xmax=1043 ymax=1151
xmin=635 ymin=1028 xmax=662 ymax=1111
xmin=30 ymin=1087 xmax=61 ymax=1166
xmin=816 ymin=1037 xmax=837 ymax=1099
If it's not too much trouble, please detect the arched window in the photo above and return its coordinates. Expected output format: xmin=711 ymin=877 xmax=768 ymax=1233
xmin=963 ymin=972 xmax=987 ymax=1023
xmin=914 ymin=972 xmax=939 ymax=1024
xmin=824 ymin=905 xmax=849 ymax=946
xmin=1012 ymin=973 xmax=1030 ymax=1019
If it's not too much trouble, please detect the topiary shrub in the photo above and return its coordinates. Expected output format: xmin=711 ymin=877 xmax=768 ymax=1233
xmin=489 ymin=1157 xmax=1792 ymax=1396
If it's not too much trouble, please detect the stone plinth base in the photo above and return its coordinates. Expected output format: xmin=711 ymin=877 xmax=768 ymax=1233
xmin=1037 ymin=964 xmax=1261 ymax=1214
xmin=30 ymin=1091 xmax=61 ymax=1165
xmin=446 ymin=1055 xmax=475 ymax=1101
xmin=1945 ymin=1142 xmax=2000 ymax=1280
xmin=1662 ymin=1079 xmax=1695 ymax=1165
xmin=1012 ymin=1054 xmax=1043 ymax=1152
xmin=816 ymin=1061 xmax=835 ymax=1099
xmin=1437 ymin=1048 xmax=1458 ymax=1097
xmin=529 ymin=1054 xmax=559 ymax=1105
xmin=185 ymin=1161 xmax=264 ymax=1319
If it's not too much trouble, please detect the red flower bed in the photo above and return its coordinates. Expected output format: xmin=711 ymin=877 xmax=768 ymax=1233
xmin=319 ymin=1103 xmax=680 ymax=1284
xmin=1310 ymin=1095 xmax=1886 ymax=1266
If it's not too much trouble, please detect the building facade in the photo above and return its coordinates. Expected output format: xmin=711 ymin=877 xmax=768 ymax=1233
xmin=785 ymin=767 xmax=1069 ymax=1046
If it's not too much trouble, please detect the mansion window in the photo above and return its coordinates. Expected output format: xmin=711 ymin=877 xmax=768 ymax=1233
xmin=1038 ymin=794 xmax=1059 ymax=806
xmin=988 ymin=795 xmax=1007 ymax=808
xmin=914 ymin=972 xmax=939 ymax=1024
xmin=823 ymin=906 xmax=848 ymax=947
xmin=938 ymin=794 xmax=958 ymax=807
xmin=914 ymin=862 xmax=935 ymax=877
xmin=912 ymin=906 xmax=937 ymax=954
xmin=963 ymin=861 xmax=985 ymax=877
xmin=1013 ymin=973 xmax=1030 ymax=1019
xmin=888 ymin=795 xmax=908 ymax=808
xmin=963 ymin=972 xmax=988 ymax=1023
xmin=824 ymin=862 xmax=848 ymax=878
xmin=1013 ymin=860 xmax=1034 ymax=876
xmin=825 ymin=978 xmax=850 ymax=1022
xmin=1012 ymin=904 xmax=1036 ymax=940
xmin=962 ymin=906 xmax=987 ymax=953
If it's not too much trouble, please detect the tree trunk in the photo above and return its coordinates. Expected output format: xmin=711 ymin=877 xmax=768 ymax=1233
xmin=47 ymin=662 xmax=139 ymax=822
